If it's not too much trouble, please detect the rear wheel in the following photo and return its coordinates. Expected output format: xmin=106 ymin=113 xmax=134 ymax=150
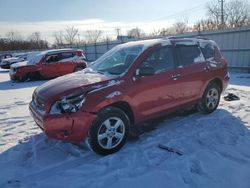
xmin=88 ymin=107 xmax=130 ymax=155
xmin=197 ymin=83 xmax=221 ymax=114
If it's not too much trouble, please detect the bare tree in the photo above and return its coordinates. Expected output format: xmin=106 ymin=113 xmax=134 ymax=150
xmin=115 ymin=28 xmax=121 ymax=38
xmin=2 ymin=30 xmax=48 ymax=51
xmin=127 ymin=27 xmax=144 ymax=38
xmin=85 ymin=30 xmax=103 ymax=43
xmin=150 ymin=29 xmax=161 ymax=37
xmin=206 ymin=0 xmax=250 ymax=28
xmin=28 ymin=32 xmax=41 ymax=43
xmin=193 ymin=19 xmax=218 ymax=32
xmin=173 ymin=22 xmax=189 ymax=34
xmin=227 ymin=0 xmax=250 ymax=27
xmin=206 ymin=1 xmax=222 ymax=28
xmin=6 ymin=31 xmax=22 ymax=41
xmin=64 ymin=26 xmax=79 ymax=47
xmin=27 ymin=32 xmax=48 ymax=49
xmin=53 ymin=30 xmax=64 ymax=47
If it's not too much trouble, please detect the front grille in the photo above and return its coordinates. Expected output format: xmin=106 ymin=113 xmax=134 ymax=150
xmin=32 ymin=93 xmax=46 ymax=115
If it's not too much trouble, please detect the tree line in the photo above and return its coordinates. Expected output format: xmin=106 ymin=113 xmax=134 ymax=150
xmin=0 ymin=0 xmax=249 ymax=51
xmin=0 ymin=31 xmax=48 ymax=51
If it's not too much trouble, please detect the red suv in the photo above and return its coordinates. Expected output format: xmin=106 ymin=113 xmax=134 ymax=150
xmin=10 ymin=49 xmax=87 ymax=81
xmin=29 ymin=37 xmax=229 ymax=155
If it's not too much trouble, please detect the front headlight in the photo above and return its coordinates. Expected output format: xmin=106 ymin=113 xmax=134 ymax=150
xmin=50 ymin=94 xmax=85 ymax=114
xmin=10 ymin=67 xmax=17 ymax=74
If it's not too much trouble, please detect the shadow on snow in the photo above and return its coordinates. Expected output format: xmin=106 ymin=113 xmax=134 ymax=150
xmin=0 ymin=79 xmax=46 ymax=90
xmin=0 ymin=108 xmax=250 ymax=187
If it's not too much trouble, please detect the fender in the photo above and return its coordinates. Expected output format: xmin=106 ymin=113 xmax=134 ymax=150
xmin=200 ymin=76 xmax=224 ymax=98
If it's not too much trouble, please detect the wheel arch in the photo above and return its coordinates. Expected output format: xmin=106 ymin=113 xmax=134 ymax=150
xmin=104 ymin=101 xmax=135 ymax=125
xmin=200 ymin=77 xmax=223 ymax=99
xmin=28 ymin=71 xmax=42 ymax=79
xmin=207 ymin=77 xmax=223 ymax=92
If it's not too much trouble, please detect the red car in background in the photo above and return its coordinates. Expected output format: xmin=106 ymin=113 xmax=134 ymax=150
xmin=29 ymin=37 xmax=229 ymax=155
xmin=9 ymin=49 xmax=87 ymax=81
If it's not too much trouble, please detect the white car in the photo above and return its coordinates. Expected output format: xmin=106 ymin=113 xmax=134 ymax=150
xmin=0 ymin=52 xmax=39 ymax=69
xmin=0 ymin=53 xmax=12 ymax=62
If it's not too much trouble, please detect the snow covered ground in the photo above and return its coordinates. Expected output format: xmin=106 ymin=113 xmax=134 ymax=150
xmin=0 ymin=69 xmax=250 ymax=188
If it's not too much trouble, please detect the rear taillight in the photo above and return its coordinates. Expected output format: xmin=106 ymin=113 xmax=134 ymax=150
xmin=76 ymin=50 xmax=86 ymax=60
xmin=76 ymin=50 xmax=83 ymax=57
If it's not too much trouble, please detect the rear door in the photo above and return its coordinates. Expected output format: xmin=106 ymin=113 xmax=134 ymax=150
xmin=130 ymin=46 xmax=181 ymax=121
xmin=174 ymin=43 xmax=208 ymax=103
xmin=57 ymin=51 xmax=76 ymax=75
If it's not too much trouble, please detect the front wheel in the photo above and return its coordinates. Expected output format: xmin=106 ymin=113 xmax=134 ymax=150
xmin=18 ymin=74 xmax=28 ymax=82
xmin=88 ymin=107 xmax=130 ymax=155
xmin=197 ymin=83 xmax=221 ymax=114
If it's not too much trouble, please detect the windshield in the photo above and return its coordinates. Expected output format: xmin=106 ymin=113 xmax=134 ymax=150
xmin=18 ymin=54 xmax=27 ymax=59
xmin=90 ymin=45 xmax=143 ymax=75
xmin=27 ymin=53 xmax=43 ymax=65
xmin=14 ymin=54 xmax=25 ymax=58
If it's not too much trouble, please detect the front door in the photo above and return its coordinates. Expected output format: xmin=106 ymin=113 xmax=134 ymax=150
xmin=40 ymin=53 xmax=62 ymax=78
xmin=129 ymin=46 xmax=181 ymax=122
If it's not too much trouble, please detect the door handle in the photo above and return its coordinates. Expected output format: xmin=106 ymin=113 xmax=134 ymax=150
xmin=171 ymin=74 xmax=181 ymax=80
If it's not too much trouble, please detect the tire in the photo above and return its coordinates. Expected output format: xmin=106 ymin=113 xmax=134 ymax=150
xmin=28 ymin=72 xmax=40 ymax=81
xmin=197 ymin=83 xmax=221 ymax=114
xmin=74 ymin=67 xmax=83 ymax=72
xmin=88 ymin=107 xmax=130 ymax=155
xmin=18 ymin=74 xmax=28 ymax=82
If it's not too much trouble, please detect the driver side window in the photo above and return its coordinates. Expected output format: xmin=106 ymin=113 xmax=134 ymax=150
xmin=45 ymin=54 xmax=60 ymax=64
xmin=139 ymin=46 xmax=174 ymax=74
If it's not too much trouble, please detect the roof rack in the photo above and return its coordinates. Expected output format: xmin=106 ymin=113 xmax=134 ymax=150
xmin=167 ymin=36 xmax=187 ymax=39
xmin=196 ymin=36 xmax=210 ymax=40
xmin=166 ymin=36 xmax=210 ymax=40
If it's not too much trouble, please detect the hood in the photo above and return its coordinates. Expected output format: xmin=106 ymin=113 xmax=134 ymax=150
xmin=1 ymin=57 xmax=19 ymax=64
xmin=35 ymin=71 xmax=117 ymax=101
xmin=3 ymin=57 xmax=19 ymax=61
xmin=11 ymin=61 xmax=30 ymax=68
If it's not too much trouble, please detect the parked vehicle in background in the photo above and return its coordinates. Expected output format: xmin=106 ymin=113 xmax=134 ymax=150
xmin=10 ymin=49 xmax=87 ymax=81
xmin=29 ymin=37 xmax=229 ymax=155
xmin=0 ymin=53 xmax=12 ymax=67
xmin=0 ymin=52 xmax=39 ymax=69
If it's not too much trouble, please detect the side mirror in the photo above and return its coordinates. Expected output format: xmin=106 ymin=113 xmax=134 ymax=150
xmin=138 ymin=66 xmax=155 ymax=77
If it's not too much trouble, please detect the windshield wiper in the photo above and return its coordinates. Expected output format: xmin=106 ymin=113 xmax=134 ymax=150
xmin=106 ymin=70 xmax=121 ymax=75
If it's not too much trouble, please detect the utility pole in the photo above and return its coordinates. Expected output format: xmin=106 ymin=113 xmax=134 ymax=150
xmin=218 ymin=0 xmax=225 ymax=28
xmin=77 ymin=33 xmax=80 ymax=48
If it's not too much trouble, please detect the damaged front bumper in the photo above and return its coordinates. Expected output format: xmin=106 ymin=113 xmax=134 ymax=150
xmin=29 ymin=103 xmax=97 ymax=144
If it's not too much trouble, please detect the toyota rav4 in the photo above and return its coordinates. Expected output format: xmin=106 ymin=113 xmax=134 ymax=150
xmin=29 ymin=37 xmax=229 ymax=155
xmin=10 ymin=49 xmax=87 ymax=81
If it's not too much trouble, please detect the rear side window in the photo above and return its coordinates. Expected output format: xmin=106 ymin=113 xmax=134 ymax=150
xmin=59 ymin=52 xmax=76 ymax=62
xmin=140 ymin=47 xmax=174 ymax=74
xmin=175 ymin=45 xmax=204 ymax=67
xmin=61 ymin=52 xmax=75 ymax=59
xmin=200 ymin=43 xmax=214 ymax=59
xmin=200 ymin=42 xmax=222 ymax=62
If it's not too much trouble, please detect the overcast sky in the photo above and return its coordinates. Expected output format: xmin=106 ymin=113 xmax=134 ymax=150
xmin=0 ymin=0 xmax=210 ymax=42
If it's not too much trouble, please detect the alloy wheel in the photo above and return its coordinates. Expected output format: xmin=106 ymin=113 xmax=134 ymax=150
xmin=97 ymin=117 xmax=125 ymax=149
